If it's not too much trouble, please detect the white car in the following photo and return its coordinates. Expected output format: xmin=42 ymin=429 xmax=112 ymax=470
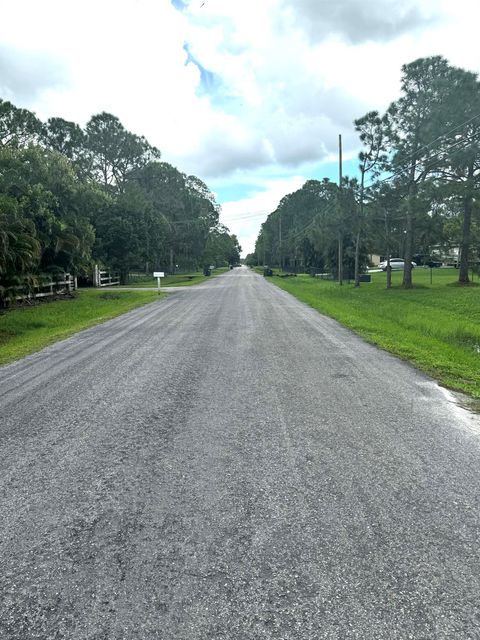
xmin=378 ymin=258 xmax=417 ymax=271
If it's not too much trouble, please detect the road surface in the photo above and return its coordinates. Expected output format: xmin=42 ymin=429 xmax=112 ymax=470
xmin=1 ymin=267 xmax=480 ymax=639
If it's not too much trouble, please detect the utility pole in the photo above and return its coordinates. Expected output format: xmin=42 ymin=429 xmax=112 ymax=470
xmin=385 ymin=210 xmax=392 ymax=289
xmin=339 ymin=134 xmax=343 ymax=186
xmin=338 ymin=134 xmax=343 ymax=285
xmin=279 ymin=211 xmax=283 ymax=271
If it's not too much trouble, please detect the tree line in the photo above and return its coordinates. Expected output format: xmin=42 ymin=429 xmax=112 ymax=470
xmin=0 ymin=100 xmax=241 ymax=303
xmin=247 ymin=56 xmax=480 ymax=288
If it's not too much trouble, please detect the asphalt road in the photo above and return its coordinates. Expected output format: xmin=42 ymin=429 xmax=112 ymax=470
xmin=1 ymin=267 xmax=480 ymax=639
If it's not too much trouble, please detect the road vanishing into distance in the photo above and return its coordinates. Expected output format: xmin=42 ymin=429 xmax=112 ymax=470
xmin=1 ymin=266 xmax=480 ymax=639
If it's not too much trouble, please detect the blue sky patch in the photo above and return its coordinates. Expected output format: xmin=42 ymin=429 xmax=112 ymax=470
xmin=183 ymin=43 xmax=220 ymax=95
xmin=210 ymin=158 xmax=361 ymax=207
xmin=171 ymin=0 xmax=188 ymax=11
xmin=310 ymin=157 xmax=360 ymax=184
xmin=211 ymin=182 xmax=264 ymax=203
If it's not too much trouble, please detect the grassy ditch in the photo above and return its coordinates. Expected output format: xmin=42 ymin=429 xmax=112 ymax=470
xmin=125 ymin=267 xmax=229 ymax=288
xmin=0 ymin=289 xmax=161 ymax=366
xmin=268 ymin=268 xmax=480 ymax=399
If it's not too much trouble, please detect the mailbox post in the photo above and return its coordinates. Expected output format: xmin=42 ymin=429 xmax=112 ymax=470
xmin=153 ymin=271 xmax=164 ymax=294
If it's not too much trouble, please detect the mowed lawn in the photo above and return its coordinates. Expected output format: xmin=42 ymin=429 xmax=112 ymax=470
xmin=0 ymin=289 xmax=160 ymax=366
xmin=270 ymin=268 xmax=480 ymax=399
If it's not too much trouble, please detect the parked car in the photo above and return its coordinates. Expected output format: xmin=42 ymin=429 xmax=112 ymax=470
xmin=378 ymin=258 xmax=417 ymax=271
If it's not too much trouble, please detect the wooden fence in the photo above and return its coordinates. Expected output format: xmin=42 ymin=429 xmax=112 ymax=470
xmin=93 ymin=265 xmax=120 ymax=287
xmin=15 ymin=274 xmax=77 ymax=301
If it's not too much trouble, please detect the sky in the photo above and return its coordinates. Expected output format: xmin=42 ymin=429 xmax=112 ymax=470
xmin=0 ymin=0 xmax=479 ymax=255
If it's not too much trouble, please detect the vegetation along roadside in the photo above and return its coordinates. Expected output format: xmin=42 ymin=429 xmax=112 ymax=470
xmin=124 ymin=267 xmax=229 ymax=288
xmin=0 ymin=289 xmax=161 ymax=367
xmin=266 ymin=268 xmax=480 ymax=399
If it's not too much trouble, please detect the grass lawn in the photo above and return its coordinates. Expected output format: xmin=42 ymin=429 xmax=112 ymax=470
xmin=125 ymin=267 xmax=230 ymax=288
xmin=268 ymin=267 xmax=480 ymax=399
xmin=0 ymin=289 xmax=161 ymax=366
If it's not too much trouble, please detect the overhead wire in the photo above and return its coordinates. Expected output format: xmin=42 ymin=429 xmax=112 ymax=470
xmin=364 ymin=111 xmax=480 ymax=191
xmin=240 ymin=110 xmax=480 ymax=255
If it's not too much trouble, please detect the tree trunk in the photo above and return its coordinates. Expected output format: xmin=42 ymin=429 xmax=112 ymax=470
xmin=402 ymin=134 xmax=420 ymax=289
xmin=354 ymin=228 xmax=361 ymax=288
xmin=338 ymin=235 xmax=343 ymax=285
xmin=279 ymin=213 xmax=283 ymax=271
xmin=403 ymin=203 xmax=414 ymax=288
xmin=458 ymin=162 xmax=474 ymax=284
xmin=169 ymin=248 xmax=174 ymax=274
xmin=403 ymin=172 xmax=417 ymax=289
xmin=385 ymin=212 xmax=392 ymax=289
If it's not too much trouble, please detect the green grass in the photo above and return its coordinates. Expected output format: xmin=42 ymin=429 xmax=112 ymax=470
xmin=125 ymin=267 xmax=229 ymax=288
xmin=268 ymin=267 xmax=480 ymax=399
xmin=0 ymin=289 xmax=162 ymax=366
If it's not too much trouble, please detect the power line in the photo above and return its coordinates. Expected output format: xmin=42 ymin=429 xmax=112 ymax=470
xmin=365 ymin=135 xmax=469 ymax=191
xmin=222 ymin=211 xmax=269 ymax=222
xmin=364 ymin=111 xmax=480 ymax=191
xmin=252 ymin=111 xmax=480 ymax=257
xmin=395 ymin=111 xmax=480 ymax=171
xmin=271 ymin=198 xmax=339 ymax=245
xmin=257 ymin=115 xmax=480 ymax=247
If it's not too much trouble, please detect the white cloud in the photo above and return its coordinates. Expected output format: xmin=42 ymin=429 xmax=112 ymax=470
xmin=0 ymin=45 xmax=68 ymax=103
xmin=0 ymin=0 xmax=479 ymax=254
xmin=220 ymin=175 xmax=307 ymax=255
xmin=280 ymin=0 xmax=440 ymax=45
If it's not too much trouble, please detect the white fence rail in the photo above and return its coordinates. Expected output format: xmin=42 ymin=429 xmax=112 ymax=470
xmin=15 ymin=274 xmax=77 ymax=301
xmin=93 ymin=265 xmax=120 ymax=287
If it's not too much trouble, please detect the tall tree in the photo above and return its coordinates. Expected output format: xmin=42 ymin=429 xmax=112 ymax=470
xmin=202 ymin=225 xmax=241 ymax=267
xmin=385 ymin=56 xmax=469 ymax=287
xmin=0 ymin=100 xmax=41 ymax=148
xmin=433 ymin=73 xmax=480 ymax=283
xmin=354 ymin=111 xmax=386 ymax=286
xmin=0 ymin=146 xmax=98 ymax=277
xmin=0 ymin=194 xmax=40 ymax=304
xmin=42 ymin=117 xmax=91 ymax=178
xmin=86 ymin=112 xmax=160 ymax=191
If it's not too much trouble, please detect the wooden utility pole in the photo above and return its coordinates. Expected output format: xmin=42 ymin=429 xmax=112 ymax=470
xmin=279 ymin=211 xmax=283 ymax=271
xmin=385 ymin=210 xmax=392 ymax=289
xmin=338 ymin=134 xmax=343 ymax=285
xmin=339 ymin=134 xmax=343 ymax=186
xmin=354 ymin=166 xmax=364 ymax=288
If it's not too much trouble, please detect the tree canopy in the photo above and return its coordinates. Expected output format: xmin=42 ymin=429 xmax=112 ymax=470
xmin=0 ymin=101 xmax=240 ymax=302
xmin=249 ymin=56 xmax=480 ymax=288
